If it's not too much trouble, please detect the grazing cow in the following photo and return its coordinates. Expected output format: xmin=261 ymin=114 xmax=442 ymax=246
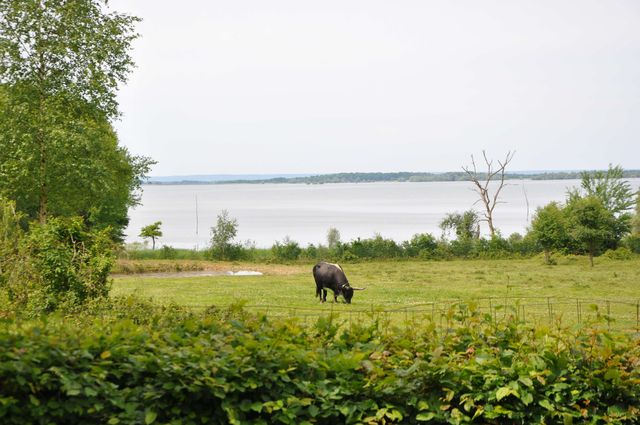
xmin=312 ymin=262 xmax=365 ymax=304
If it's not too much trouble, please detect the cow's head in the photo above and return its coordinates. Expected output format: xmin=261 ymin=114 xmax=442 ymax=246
xmin=341 ymin=284 xmax=366 ymax=304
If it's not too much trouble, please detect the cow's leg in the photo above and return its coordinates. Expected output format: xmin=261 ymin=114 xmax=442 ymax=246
xmin=322 ymin=289 xmax=327 ymax=303
xmin=316 ymin=284 xmax=321 ymax=300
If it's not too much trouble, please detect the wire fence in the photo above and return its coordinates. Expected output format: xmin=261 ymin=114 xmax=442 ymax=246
xmin=178 ymin=296 xmax=640 ymax=334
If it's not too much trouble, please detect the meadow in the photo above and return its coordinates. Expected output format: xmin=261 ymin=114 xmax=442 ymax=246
xmin=112 ymin=255 xmax=640 ymax=331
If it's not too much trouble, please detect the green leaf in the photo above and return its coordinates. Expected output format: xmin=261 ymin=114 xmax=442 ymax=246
xmin=416 ymin=412 xmax=435 ymax=421
xmin=496 ymin=387 xmax=511 ymax=401
xmin=539 ymin=399 xmax=554 ymax=411
xmin=604 ymin=368 xmax=620 ymax=381
xmin=29 ymin=395 xmax=40 ymax=406
xmin=144 ymin=411 xmax=157 ymax=424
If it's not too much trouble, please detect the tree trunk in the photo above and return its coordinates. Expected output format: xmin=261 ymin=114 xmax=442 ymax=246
xmin=589 ymin=247 xmax=594 ymax=267
xmin=38 ymin=134 xmax=47 ymax=224
xmin=544 ymin=250 xmax=550 ymax=265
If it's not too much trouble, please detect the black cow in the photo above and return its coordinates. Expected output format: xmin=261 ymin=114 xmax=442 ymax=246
xmin=312 ymin=262 xmax=365 ymax=304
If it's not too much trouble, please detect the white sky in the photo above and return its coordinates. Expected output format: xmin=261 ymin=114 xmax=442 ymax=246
xmin=109 ymin=0 xmax=640 ymax=176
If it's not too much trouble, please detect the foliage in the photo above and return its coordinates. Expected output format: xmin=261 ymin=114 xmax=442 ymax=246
xmin=565 ymin=196 xmax=618 ymax=267
xmin=139 ymin=221 xmax=162 ymax=250
xmin=439 ymin=210 xmax=479 ymax=241
xmin=0 ymin=196 xmax=23 ymax=288
xmin=345 ymin=234 xmax=404 ymax=259
xmin=210 ymin=210 xmax=241 ymax=260
xmin=568 ymin=164 xmax=635 ymax=216
xmin=271 ymin=236 xmax=302 ymax=261
xmin=3 ymin=217 xmax=114 ymax=314
xmin=326 ymin=227 xmax=341 ymax=249
xmin=0 ymin=0 xmax=153 ymax=236
xmin=402 ymin=233 xmax=438 ymax=258
xmin=529 ymin=202 xmax=569 ymax=264
xmin=632 ymin=189 xmax=640 ymax=234
xmin=622 ymin=235 xmax=640 ymax=254
xmin=0 ymin=303 xmax=639 ymax=424
xmin=565 ymin=165 xmax=634 ymax=251
xmin=601 ymin=247 xmax=633 ymax=261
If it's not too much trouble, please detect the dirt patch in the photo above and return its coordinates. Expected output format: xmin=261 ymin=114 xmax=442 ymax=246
xmin=113 ymin=259 xmax=307 ymax=276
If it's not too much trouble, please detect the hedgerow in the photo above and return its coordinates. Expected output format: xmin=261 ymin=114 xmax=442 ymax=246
xmin=0 ymin=301 xmax=639 ymax=424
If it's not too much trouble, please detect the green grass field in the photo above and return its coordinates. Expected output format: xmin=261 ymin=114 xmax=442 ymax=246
xmin=112 ymin=255 xmax=640 ymax=330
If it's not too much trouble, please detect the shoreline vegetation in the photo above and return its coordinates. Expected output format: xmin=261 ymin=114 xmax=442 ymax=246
xmin=145 ymin=169 xmax=640 ymax=185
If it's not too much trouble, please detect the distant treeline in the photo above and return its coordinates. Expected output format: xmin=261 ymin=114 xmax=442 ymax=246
xmin=147 ymin=170 xmax=640 ymax=185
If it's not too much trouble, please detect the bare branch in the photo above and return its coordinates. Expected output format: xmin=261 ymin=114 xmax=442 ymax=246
xmin=462 ymin=151 xmax=516 ymax=237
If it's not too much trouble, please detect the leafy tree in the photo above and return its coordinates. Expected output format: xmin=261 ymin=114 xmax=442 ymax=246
xmin=565 ymin=196 xmax=617 ymax=267
xmin=439 ymin=210 xmax=480 ymax=241
xmin=566 ymin=165 xmax=634 ymax=248
xmin=326 ymin=227 xmax=341 ymax=250
xmin=529 ymin=202 xmax=569 ymax=264
xmin=210 ymin=210 xmax=239 ymax=260
xmin=568 ymin=164 xmax=635 ymax=216
xmin=632 ymin=189 xmax=640 ymax=235
xmin=140 ymin=222 xmax=162 ymax=250
xmin=0 ymin=0 xmax=149 ymax=229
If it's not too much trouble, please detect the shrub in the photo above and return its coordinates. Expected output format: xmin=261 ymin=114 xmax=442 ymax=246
xmin=271 ymin=237 xmax=302 ymax=261
xmin=7 ymin=217 xmax=115 ymax=314
xmin=623 ymin=235 xmax=640 ymax=254
xmin=160 ymin=245 xmax=177 ymax=259
xmin=602 ymin=247 xmax=634 ymax=260
xmin=0 ymin=304 xmax=639 ymax=424
xmin=345 ymin=235 xmax=403 ymax=259
xmin=402 ymin=233 xmax=437 ymax=258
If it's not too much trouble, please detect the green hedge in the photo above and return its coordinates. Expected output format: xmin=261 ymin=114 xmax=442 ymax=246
xmin=1 ymin=302 xmax=639 ymax=424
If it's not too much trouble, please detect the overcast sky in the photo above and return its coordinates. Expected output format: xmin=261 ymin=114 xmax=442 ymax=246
xmin=109 ymin=0 xmax=640 ymax=176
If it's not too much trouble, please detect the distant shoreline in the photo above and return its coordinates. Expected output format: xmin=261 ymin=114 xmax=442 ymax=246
xmin=145 ymin=170 xmax=640 ymax=185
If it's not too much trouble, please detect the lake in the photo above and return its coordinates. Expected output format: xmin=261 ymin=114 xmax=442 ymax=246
xmin=125 ymin=179 xmax=640 ymax=249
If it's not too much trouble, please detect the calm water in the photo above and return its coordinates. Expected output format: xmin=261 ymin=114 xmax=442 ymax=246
xmin=125 ymin=179 xmax=640 ymax=249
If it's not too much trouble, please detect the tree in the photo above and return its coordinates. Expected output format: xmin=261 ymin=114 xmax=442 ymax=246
xmin=439 ymin=210 xmax=480 ymax=240
xmin=631 ymin=189 xmax=640 ymax=235
xmin=568 ymin=165 xmax=635 ymax=216
xmin=565 ymin=196 xmax=617 ymax=267
xmin=0 ymin=0 xmax=142 ymax=224
xmin=566 ymin=165 xmax=634 ymax=248
xmin=529 ymin=202 xmax=568 ymax=264
xmin=140 ymin=222 xmax=162 ymax=250
xmin=326 ymin=227 xmax=341 ymax=250
xmin=462 ymin=151 xmax=515 ymax=237
xmin=210 ymin=210 xmax=238 ymax=260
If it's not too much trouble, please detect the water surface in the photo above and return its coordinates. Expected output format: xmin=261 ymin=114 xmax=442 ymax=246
xmin=125 ymin=179 xmax=640 ymax=248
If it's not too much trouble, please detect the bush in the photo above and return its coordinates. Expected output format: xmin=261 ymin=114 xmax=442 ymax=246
xmin=623 ymin=235 xmax=640 ymax=254
xmin=402 ymin=233 xmax=437 ymax=258
xmin=5 ymin=217 xmax=114 ymax=314
xmin=271 ymin=237 xmax=302 ymax=261
xmin=0 ymin=304 xmax=639 ymax=424
xmin=0 ymin=197 xmax=24 ymax=288
xmin=602 ymin=247 xmax=634 ymax=260
xmin=345 ymin=235 xmax=403 ymax=259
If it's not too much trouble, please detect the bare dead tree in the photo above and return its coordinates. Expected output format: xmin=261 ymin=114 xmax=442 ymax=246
xmin=462 ymin=151 xmax=515 ymax=238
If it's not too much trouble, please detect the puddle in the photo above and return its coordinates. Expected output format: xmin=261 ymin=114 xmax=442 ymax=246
xmin=114 ymin=270 xmax=263 ymax=278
